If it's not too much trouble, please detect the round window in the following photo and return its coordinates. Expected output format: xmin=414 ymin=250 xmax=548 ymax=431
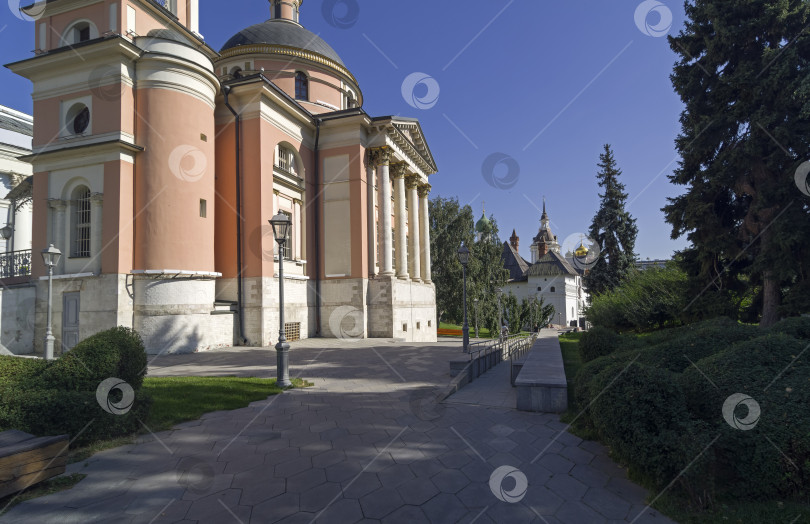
xmin=72 ymin=107 xmax=90 ymax=134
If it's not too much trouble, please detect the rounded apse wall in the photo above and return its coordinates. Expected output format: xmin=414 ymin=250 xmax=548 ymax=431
xmin=133 ymin=37 xmax=219 ymax=272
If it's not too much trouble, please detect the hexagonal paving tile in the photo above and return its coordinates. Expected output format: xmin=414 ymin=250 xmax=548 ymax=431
xmin=359 ymin=486 xmax=406 ymax=519
xmin=430 ymin=469 xmax=470 ymax=494
xmin=286 ymin=468 xmax=326 ymax=493
xmin=396 ymin=477 xmax=439 ymax=506
xmin=582 ymin=487 xmax=632 ymax=520
xmin=545 ymin=474 xmax=588 ymax=501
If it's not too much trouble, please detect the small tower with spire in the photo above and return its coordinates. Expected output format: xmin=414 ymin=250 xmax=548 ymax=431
xmin=269 ymin=0 xmax=302 ymax=23
xmin=509 ymin=229 xmax=519 ymax=251
xmin=475 ymin=202 xmax=492 ymax=242
xmin=530 ymin=198 xmax=560 ymax=263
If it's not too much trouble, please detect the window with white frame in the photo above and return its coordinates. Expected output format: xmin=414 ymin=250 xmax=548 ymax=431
xmin=71 ymin=186 xmax=91 ymax=257
xmin=62 ymin=20 xmax=97 ymax=45
xmin=279 ymin=210 xmax=292 ymax=260
xmin=295 ymin=72 xmax=309 ymax=101
xmin=275 ymin=145 xmax=297 ymax=175
xmin=62 ymin=97 xmax=92 ymax=137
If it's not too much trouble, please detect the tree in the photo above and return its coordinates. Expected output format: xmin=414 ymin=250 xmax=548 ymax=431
xmin=521 ymin=297 xmax=555 ymax=331
xmin=429 ymin=196 xmax=475 ymax=325
xmin=665 ymin=0 xmax=810 ymax=326
xmin=585 ymin=145 xmax=638 ymax=296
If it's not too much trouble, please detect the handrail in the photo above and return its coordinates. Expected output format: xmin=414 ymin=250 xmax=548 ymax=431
xmin=0 ymin=250 xmax=32 ymax=278
xmin=462 ymin=332 xmax=539 ymax=385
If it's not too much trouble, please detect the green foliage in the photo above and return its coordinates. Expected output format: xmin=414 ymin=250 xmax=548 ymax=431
xmin=680 ymin=334 xmax=810 ymax=499
xmin=585 ymin=263 xmax=689 ymax=331
xmin=0 ymin=388 xmax=151 ymax=448
xmin=768 ymin=316 xmax=810 ymax=341
xmin=37 ymin=327 xmax=148 ymax=392
xmin=574 ymin=319 xmax=810 ymax=505
xmin=578 ymin=326 xmax=622 ymax=363
xmin=636 ymin=317 xmax=760 ymax=373
xmin=0 ymin=356 xmax=48 ymax=388
xmin=665 ymin=0 xmax=810 ymax=326
xmin=584 ymin=144 xmax=638 ymax=296
xmin=0 ymin=327 xmax=150 ymax=447
xmin=429 ymin=196 xmax=508 ymax=327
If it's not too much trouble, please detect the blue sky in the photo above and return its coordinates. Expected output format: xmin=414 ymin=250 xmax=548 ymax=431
xmin=1 ymin=0 xmax=688 ymax=260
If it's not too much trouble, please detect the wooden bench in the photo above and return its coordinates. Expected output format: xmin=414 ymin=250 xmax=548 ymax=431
xmin=437 ymin=328 xmax=463 ymax=336
xmin=0 ymin=430 xmax=69 ymax=499
xmin=514 ymin=335 xmax=568 ymax=413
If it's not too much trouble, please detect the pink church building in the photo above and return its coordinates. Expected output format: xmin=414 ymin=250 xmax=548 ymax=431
xmin=4 ymin=0 xmax=438 ymax=354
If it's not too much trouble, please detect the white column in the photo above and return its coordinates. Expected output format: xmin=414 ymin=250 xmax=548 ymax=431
xmin=392 ymin=163 xmax=408 ymax=280
xmin=293 ymin=198 xmax=302 ymax=260
xmin=48 ymin=199 xmax=66 ymax=273
xmin=366 ymin=152 xmax=377 ymax=275
xmin=378 ymin=149 xmax=394 ymax=276
xmin=90 ymin=192 xmax=103 ymax=273
xmin=419 ymin=184 xmax=431 ymax=283
xmin=406 ymin=175 xmax=421 ymax=282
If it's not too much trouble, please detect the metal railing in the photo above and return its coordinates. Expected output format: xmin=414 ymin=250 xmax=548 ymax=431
xmin=509 ymin=334 xmax=538 ymax=385
xmin=463 ymin=332 xmax=538 ymax=384
xmin=0 ymin=250 xmax=32 ymax=278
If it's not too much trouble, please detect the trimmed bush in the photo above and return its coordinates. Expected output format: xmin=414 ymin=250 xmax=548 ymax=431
xmin=0 ymin=355 xmax=48 ymax=388
xmin=0 ymin=327 xmax=150 ymax=447
xmin=587 ymin=360 xmax=714 ymax=490
xmin=36 ymin=326 xmax=148 ymax=392
xmin=0 ymin=387 xmax=151 ymax=447
xmin=768 ymin=316 xmax=810 ymax=341
xmin=572 ymin=350 xmax=638 ymax=431
xmin=578 ymin=326 xmax=622 ymax=362
xmin=680 ymin=334 xmax=810 ymax=499
xmin=636 ymin=317 xmax=760 ymax=373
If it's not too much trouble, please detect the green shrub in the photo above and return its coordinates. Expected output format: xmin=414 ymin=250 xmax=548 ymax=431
xmin=768 ymin=316 xmax=810 ymax=341
xmin=0 ymin=327 xmax=150 ymax=447
xmin=37 ymin=327 xmax=147 ymax=392
xmin=585 ymin=264 xmax=689 ymax=332
xmin=680 ymin=334 xmax=810 ymax=499
xmin=587 ymin=360 xmax=714 ymax=490
xmin=637 ymin=317 xmax=760 ymax=373
xmin=0 ymin=387 xmax=151 ymax=447
xmin=572 ymin=349 xmax=638 ymax=429
xmin=0 ymin=355 xmax=48 ymax=388
xmin=578 ymin=326 xmax=622 ymax=362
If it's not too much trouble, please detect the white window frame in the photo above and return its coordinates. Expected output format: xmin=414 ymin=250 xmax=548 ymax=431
xmin=60 ymin=95 xmax=92 ymax=138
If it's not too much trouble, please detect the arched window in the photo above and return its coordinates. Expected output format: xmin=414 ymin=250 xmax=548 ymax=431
xmin=230 ymin=67 xmax=243 ymax=79
xmin=550 ymin=286 xmax=556 ymax=293
xmin=71 ymin=186 xmax=91 ymax=257
xmin=275 ymin=145 xmax=297 ymax=175
xmin=295 ymin=72 xmax=309 ymax=101
xmin=63 ymin=20 xmax=97 ymax=45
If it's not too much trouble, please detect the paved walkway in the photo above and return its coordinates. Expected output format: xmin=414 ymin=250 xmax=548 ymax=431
xmin=0 ymin=336 xmax=676 ymax=524
xmin=444 ymin=359 xmax=516 ymax=409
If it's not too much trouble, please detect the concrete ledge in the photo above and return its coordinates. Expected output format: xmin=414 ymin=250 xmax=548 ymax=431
xmin=515 ymin=332 xmax=568 ymax=413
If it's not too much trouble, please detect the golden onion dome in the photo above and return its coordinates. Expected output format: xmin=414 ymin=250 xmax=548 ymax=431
xmin=574 ymin=242 xmax=589 ymax=257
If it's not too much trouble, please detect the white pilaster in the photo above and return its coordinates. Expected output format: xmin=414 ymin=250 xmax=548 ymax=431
xmin=377 ymin=149 xmax=394 ymax=276
xmin=48 ymin=199 xmax=66 ymax=274
xmin=90 ymin=192 xmax=103 ymax=273
xmin=366 ymin=152 xmax=377 ymax=275
xmin=392 ymin=163 xmax=408 ymax=280
xmin=293 ymin=198 xmax=302 ymax=259
xmin=419 ymin=184 xmax=432 ymax=283
xmin=406 ymin=175 xmax=421 ymax=282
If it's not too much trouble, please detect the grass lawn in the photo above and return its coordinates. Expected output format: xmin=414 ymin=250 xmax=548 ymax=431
xmin=556 ymin=332 xmax=810 ymax=524
xmin=69 ymin=376 xmax=312 ymax=463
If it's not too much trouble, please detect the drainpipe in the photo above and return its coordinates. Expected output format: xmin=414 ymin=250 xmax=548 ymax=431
xmin=222 ymin=85 xmax=247 ymax=345
xmin=313 ymin=117 xmax=322 ymax=336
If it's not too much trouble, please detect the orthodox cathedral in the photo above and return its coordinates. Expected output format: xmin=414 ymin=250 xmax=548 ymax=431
xmin=500 ymin=203 xmax=589 ymax=327
xmin=2 ymin=0 xmax=438 ymax=355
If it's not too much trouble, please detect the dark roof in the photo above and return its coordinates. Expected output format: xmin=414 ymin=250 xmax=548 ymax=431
xmin=532 ymin=227 xmax=556 ymax=244
xmin=501 ymin=242 xmax=530 ymax=281
xmin=525 ymin=251 xmax=580 ymax=277
xmin=220 ymin=20 xmax=344 ymax=65
xmin=0 ymin=112 xmax=33 ymax=137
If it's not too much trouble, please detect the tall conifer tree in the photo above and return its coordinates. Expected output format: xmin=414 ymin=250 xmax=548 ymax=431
xmin=665 ymin=0 xmax=810 ymax=326
xmin=585 ymin=145 xmax=638 ymax=296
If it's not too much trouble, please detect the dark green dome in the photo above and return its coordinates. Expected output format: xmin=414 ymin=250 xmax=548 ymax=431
xmin=475 ymin=213 xmax=492 ymax=233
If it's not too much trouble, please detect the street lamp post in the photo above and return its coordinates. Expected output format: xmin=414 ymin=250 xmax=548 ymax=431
xmin=457 ymin=242 xmax=470 ymax=352
xmin=473 ymin=298 xmax=479 ymax=339
xmin=270 ymin=212 xmax=292 ymax=388
xmin=41 ymin=244 xmax=61 ymax=360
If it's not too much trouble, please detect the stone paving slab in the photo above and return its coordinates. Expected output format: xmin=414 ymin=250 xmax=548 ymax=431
xmin=0 ymin=338 xmax=676 ymax=524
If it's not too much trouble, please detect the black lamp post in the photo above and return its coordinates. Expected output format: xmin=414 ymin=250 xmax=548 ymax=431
xmin=41 ymin=244 xmax=61 ymax=360
xmin=457 ymin=242 xmax=470 ymax=352
xmin=270 ymin=212 xmax=292 ymax=388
